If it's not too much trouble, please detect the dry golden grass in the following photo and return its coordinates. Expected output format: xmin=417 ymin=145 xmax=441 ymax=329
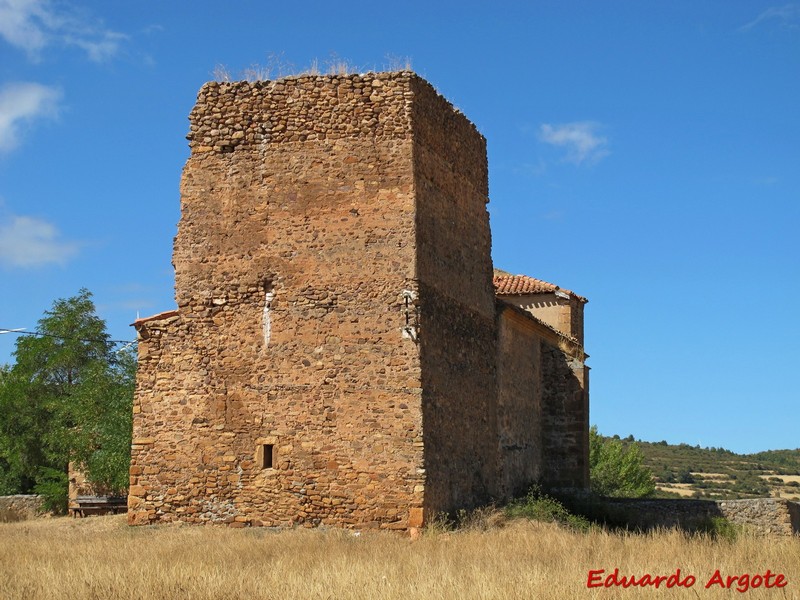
xmin=656 ymin=484 xmax=697 ymax=497
xmin=0 ymin=515 xmax=798 ymax=599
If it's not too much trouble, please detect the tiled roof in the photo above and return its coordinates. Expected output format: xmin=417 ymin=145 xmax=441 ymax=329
xmin=493 ymin=273 xmax=587 ymax=303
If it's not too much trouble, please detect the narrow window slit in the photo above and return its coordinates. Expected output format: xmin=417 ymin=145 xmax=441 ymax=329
xmin=258 ymin=444 xmax=274 ymax=470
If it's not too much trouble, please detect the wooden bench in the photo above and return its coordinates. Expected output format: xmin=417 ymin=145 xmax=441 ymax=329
xmin=68 ymin=495 xmax=128 ymax=518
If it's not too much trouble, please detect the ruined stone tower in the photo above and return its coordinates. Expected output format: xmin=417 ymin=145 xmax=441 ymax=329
xmin=129 ymin=72 xmax=588 ymax=530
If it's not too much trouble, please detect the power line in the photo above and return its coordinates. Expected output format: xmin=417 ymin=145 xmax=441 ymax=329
xmin=0 ymin=328 xmax=136 ymax=347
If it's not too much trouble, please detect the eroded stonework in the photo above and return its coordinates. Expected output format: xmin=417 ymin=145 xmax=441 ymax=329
xmin=129 ymin=72 xmax=589 ymax=530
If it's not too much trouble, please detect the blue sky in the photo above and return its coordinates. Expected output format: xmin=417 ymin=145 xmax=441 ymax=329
xmin=0 ymin=1 xmax=797 ymax=454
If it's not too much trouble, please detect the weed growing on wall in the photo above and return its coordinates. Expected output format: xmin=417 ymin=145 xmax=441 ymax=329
xmin=211 ymin=52 xmax=414 ymax=82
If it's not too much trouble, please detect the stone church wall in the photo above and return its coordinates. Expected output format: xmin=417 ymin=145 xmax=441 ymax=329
xmin=496 ymin=307 xmax=543 ymax=498
xmin=541 ymin=341 xmax=589 ymax=488
xmin=495 ymin=302 xmax=589 ymax=495
xmin=129 ymin=72 xmax=591 ymax=530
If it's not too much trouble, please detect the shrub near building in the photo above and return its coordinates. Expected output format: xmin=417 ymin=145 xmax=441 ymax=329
xmin=589 ymin=426 xmax=655 ymax=498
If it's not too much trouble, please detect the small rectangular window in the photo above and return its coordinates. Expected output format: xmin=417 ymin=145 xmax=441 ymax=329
xmin=258 ymin=444 xmax=274 ymax=469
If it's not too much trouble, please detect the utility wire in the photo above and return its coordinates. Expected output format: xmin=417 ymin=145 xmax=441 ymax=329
xmin=0 ymin=328 xmax=136 ymax=346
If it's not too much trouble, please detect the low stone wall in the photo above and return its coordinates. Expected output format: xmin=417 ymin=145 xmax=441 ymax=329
xmin=593 ymin=498 xmax=799 ymax=536
xmin=717 ymin=498 xmax=800 ymax=536
xmin=0 ymin=495 xmax=45 ymax=521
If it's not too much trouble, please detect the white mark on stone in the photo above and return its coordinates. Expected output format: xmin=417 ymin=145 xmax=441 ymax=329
xmin=263 ymin=291 xmax=275 ymax=346
xmin=401 ymin=289 xmax=418 ymax=341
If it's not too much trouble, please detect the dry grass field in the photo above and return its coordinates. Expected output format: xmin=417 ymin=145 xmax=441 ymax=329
xmin=0 ymin=514 xmax=798 ymax=600
xmin=655 ymin=483 xmax=697 ymax=497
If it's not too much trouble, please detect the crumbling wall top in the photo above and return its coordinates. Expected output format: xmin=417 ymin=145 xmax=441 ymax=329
xmin=185 ymin=71 xmax=483 ymax=156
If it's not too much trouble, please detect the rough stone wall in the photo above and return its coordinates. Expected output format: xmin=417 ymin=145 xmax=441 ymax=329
xmin=496 ymin=308 xmax=543 ymax=498
xmin=130 ymin=73 xmax=426 ymax=529
xmin=569 ymin=297 xmax=585 ymax=346
xmin=68 ymin=463 xmax=113 ymax=501
xmin=717 ymin=499 xmax=800 ymax=536
xmin=129 ymin=71 xmax=590 ymax=529
xmin=0 ymin=495 xmax=44 ymax=520
xmin=599 ymin=498 xmax=800 ymax=536
xmin=500 ymin=293 xmax=585 ymax=345
xmin=411 ymin=77 xmax=499 ymax=513
xmin=504 ymin=294 xmax=563 ymax=333
xmin=497 ymin=302 xmax=588 ymax=493
xmin=788 ymin=499 xmax=800 ymax=532
xmin=541 ymin=341 xmax=589 ymax=488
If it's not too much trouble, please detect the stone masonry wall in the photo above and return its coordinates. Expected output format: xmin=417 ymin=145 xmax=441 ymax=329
xmin=496 ymin=308 xmax=543 ymax=498
xmin=129 ymin=71 xmax=591 ymax=529
xmin=497 ymin=302 xmax=588 ymax=493
xmin=500 ymin=293 xmax=585 ymax=348
xmin=130 ymin=73 xmax=426 ymax=529
xmin=411 ymin=77 xmax=499 ymax=514
xmin=569 ymin=297 xmax=585 ymax=347
xmin=541 ymin=339 xmax=589 ymax=488
xmin=599 ymin=498 xmax=800 ymax=536
xmin=716 ymin=498 xmax=800 ymax=536
xmin=0 ymin=495 xmax=45 ymax=521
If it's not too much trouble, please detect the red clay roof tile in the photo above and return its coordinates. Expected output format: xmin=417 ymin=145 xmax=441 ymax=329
xmin=493 ymin=273 xmax=587 ymax=303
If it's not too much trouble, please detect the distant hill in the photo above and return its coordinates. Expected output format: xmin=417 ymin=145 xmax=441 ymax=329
xmin=604 ymin=435 xmax=800 ymax=500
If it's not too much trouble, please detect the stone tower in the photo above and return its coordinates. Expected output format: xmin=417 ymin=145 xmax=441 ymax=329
xmin=129 ymin=72 xmax=504 ymax=530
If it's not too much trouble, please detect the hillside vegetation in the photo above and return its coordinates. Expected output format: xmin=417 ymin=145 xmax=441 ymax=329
xmin=606 ymin=435 xmax=800 ymax=501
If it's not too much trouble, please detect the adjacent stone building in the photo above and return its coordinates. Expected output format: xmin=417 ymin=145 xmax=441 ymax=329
xmin=128 ymin=72 xmax=589 ymax=531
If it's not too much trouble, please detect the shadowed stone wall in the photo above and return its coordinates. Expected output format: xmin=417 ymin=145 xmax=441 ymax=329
xmin=411 ymin=77 xmax=499 ymax=513
xmin=597 ymin=498 xmax=800 ymax=536
xmin=496 ymin=302 xmax=589 ymax=495
xmin=541 ymin=342 xmax=589 ymax=488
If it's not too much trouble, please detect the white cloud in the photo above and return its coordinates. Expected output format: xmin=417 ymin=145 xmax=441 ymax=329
xmin=539 ymin=121 xmax=609 ymax=165
xmin=0 ymin=0 xmax=126 ymax=61
xmin=0 ymin=214 xmax=79 ymax=268
xmin=0 ymin=0 xmax=48 ymax=54
xmin=65 ymin=30 xmax=128 ymax=62
xmin=740 ymin=4 xmax=800 ymax=31
xmin=0 ymin=82 xmax=61 ymax=153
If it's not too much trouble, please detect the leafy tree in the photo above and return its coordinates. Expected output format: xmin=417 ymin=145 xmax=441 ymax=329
xmin=589 ymin=426 xmax=655 ymax=498
xmin=0 ymin=289 xmax=134 ymax=511
xmin=66 ymin=349 xmax=135 ymax=492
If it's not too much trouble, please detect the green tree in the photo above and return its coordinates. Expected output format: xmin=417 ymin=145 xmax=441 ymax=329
xmin=0 ymin=290 xmax=134 ymax=511
xmin=589 ymin=426 xmax=656 ymax=498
